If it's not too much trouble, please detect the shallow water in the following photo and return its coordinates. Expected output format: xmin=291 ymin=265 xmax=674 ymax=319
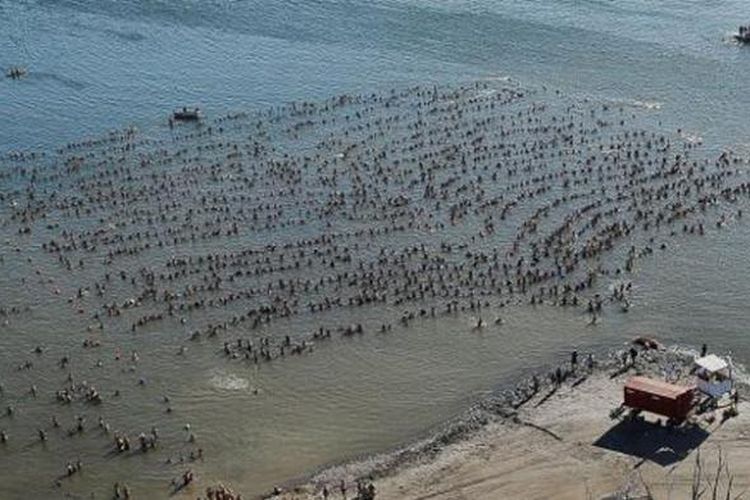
xmin=2 ymin=0 xmax=750 ymax=150
xmin=2 ymin=1 xmax=750 ymax=498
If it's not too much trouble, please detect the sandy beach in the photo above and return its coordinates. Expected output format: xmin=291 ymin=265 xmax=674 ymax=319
xmin=272 ymin=347 xmax=750 ymax=500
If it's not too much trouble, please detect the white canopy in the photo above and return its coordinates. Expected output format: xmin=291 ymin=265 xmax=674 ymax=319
xmin=695 ymin=354 xmax=729 ymax=374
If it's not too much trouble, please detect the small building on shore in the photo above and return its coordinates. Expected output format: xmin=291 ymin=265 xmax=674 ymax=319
xmin=623 ymin=376 xmax=695 ymax=421
xmin=694 ymin=354 xmax=733 ymax=399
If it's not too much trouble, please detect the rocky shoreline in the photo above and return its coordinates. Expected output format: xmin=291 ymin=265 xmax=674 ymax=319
xmin=265 ymin=342 xmax=747 ymax=500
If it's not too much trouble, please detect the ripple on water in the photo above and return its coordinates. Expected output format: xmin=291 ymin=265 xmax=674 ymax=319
xmin=609 ymin=96 xmax=663 ymax=111
xmin=208 ymin=369 xmax=251 ymax=392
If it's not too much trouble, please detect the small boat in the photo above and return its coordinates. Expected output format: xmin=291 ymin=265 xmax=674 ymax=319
xmin=172 ymin=107 xmax=201 ymax=121
xmin=6 ymin=66 xmax=27 ymax=79
xmin=734 ymin=25 xmax=750 ymax=44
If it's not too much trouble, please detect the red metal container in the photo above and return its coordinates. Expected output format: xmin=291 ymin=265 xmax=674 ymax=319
xmin=623 ymin=376 xmax=695 ymax=420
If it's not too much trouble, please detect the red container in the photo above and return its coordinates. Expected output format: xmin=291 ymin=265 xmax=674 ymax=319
xmin=623 ymin=376 xmax=695 ymax=420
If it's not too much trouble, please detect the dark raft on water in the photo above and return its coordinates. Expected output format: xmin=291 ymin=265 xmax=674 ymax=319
xmin=734 ymin=25 xmax=750 ymax=44
xmin=6 ymin=66 xmax=27 ymax=79
xmin=172 ymin=107 xmax=202 ymax=122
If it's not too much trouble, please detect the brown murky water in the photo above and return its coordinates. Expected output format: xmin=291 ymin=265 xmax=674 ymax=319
xmin=1 ymin=81 xmax=750 ymax=499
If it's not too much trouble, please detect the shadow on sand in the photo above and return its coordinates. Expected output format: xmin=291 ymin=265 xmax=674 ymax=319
xmin=593 ymin=418 xmax=710 ymax=467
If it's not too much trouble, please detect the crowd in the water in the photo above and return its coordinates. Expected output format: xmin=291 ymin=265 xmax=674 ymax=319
xmin=1 ymin=80 xmax=749 ymax=497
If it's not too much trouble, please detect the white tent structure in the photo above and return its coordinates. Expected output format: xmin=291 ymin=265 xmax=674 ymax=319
xmin=694 ymin=354 xmax=733 ymax=399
